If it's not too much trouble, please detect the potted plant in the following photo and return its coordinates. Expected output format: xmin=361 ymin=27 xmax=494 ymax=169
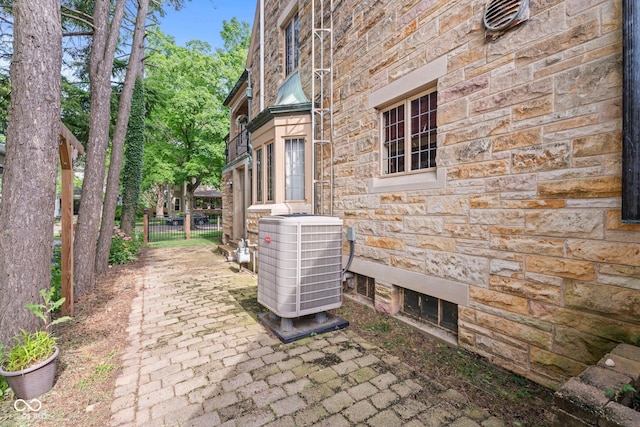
xmin=0 ymin=288 xmax=71 ymax=399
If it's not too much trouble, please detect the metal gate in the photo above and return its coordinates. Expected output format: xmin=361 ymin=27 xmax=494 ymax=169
xmin=145 ymin=212 xmax=223 ymax=242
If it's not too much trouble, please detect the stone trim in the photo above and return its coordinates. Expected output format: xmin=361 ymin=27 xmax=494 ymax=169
xmin=346 ymin=257 xmax=469 ymax=307
xmin=367 ymin=55 xmax=447 ymax=109
xmin=368 ymin=167 xmax=446 ymax=193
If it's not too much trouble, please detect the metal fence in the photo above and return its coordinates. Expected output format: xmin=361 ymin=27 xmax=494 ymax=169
xmin=144 ymin=212 xmax=223 ymax=242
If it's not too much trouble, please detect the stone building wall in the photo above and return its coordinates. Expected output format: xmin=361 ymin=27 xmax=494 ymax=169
xmin=244 ymin=0 xmax=639 ymax=388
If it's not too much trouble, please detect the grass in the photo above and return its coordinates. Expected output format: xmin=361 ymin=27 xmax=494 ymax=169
xmin=146 ymin=236 xmax=221 ymax=249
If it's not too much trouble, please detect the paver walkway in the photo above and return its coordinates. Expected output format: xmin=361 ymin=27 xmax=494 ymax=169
xmin=109 ymin=246 xmax=505 ymax=427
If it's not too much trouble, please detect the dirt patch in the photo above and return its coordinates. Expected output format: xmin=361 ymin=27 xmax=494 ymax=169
xmin=0 ymin=251 xmax=144 ymax=426
xmin=334 ymin=298 xmax=555 ymax=427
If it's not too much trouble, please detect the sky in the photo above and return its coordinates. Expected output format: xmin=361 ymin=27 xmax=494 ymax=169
xmin=159 ymin=0 xmax=257 ymax=50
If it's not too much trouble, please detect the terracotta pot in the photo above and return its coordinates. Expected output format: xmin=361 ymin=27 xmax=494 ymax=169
xmin=0 ymin=346 xmax=59 ymax=400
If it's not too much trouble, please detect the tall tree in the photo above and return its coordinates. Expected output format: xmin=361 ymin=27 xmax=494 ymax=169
xmin=94 ymin=0 xmax=149 ymax=274
xmin=144 ymin=21 xmax=249 ymax=209
xmin=0 ymin=0 xmax=62 ymax=346
xmin=120 ymin=77 xmax=145 ymax=235
xmin=73 ymin=0 xmax=126 ymax=295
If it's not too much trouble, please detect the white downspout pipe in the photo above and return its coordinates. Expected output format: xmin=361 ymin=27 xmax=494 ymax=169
xmin=260 ymin=0 xmax=265 ymax=111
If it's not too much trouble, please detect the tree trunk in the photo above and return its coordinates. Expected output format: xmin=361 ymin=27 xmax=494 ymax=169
xmin=74 ymin=0 xmax=126 ymax=296
xmin=154 ymin=183 xmax=165 ymax=217
xmin=0 ymin=0 xmax=61 ymax=347
xmin=120 ymin=78 xmax=146 ymax=236
xmin=95 ymin=0 xmax=149 ymax=271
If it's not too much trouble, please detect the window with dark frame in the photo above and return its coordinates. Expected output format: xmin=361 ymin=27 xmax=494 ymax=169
xmin=266 ymin=143 xmax=274 ymax=201
xmin=401 ymin=288 xmax=458 ymax=333
xmin=256 ymin=147 xmax=263 ymax=202
xmin=285 ymin=13 xmax=299 ymax=76
xmin=383 ymin=89 xmax=437 ymax=175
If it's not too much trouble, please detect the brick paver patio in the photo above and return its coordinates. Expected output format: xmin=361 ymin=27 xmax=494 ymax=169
xmin=109 ymin=246 xmax=505 ymax=427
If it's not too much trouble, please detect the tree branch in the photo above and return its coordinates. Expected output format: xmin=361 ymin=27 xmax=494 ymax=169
xmin=61 ymin=11 xmax=94 ymax=29
xmin=63 ymin=30 xmax=93 ymax=37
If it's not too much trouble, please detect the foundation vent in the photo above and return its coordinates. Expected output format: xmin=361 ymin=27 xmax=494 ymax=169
xmin=483 ymin=0 xmax=529 ymax=33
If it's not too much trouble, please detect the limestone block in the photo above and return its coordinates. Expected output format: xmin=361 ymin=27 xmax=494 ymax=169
xmin=425 ymin=195 xmax=469 ymax=215
xmin=513 ymin=95 xmax=554 ymax=121
xmin=374 ymin=281 xmax=400 ymax=315
xmin=439 ymin=97 xmax=468 ymax=125
xmin=440 ymin=139 xmax=492 ymax=166
xmin=566 ymin=239 xmax=640 ymax=266
xmin=501 ymin=199 xmax=566 ymax=209
xmin=365 ymin=236 xmax=405 ymax=251
xmin=404 ymin=216 xmax=444 ymax=234
xmin=475 ymin=310 xmax=553 ymax=349
xmin=425 ymin=250 xmax=489 ymax=286
xmin=525 ymin=210 xmax=603 ymax=239
xmin=469 ymin=287 xmax=528 ymax=315
xmin=448 ymin=160 xmax=509 ymax=179
xmin=443 ymin=223 xmax=489 ymax=240
xmin=530 ymin=301 xmax=640 ymax=345
xmin=470 ymin=209 xmax=525 ymax=226
xmin=531 ymin=347 xmax=588 ymax=379
xmin=416 ymin=236 xmax=455 ymax=251
xmin=439 ymin=74 xmax=489 ymax=104
xmin=526 ymin=254 xmax=595 ymax=281
xmin=469 ymin=194 xmax=499 ymax=209
xmin=565 ymin=279 xmax=640 ymax=323
xmin=490 ymin=234 xmax=564 ymax=257
xmin=449 ymin=46 xmax=485 ymax=73
xmin=493 ymin=128 xmax=543 ymax=152
xmin=597 ymin=264 xmax=640 ymax=291
xmin=486 ymin=173 xmax=537 ymax=192
xmin=538 ymin=176 xmax=621 ymax=199
xmin=438 ymin=2 xmax=472 ymax=34
xmin=471 ymin=78 xmax=552 ymax=114
xmin=512 ymin=142 xmax=571 ymax=173
xmin=475 ymin=334 xmax=529 ymax=366
xmin=555 ymin=54 xmax=622 ymax=111
xmin=489 ymin=259 xmax=522 ymax=277
xmin=442 ymin=115 xmax=510 ymax=146
xmin=573 ymin=130 xmax=622 ymax=157
xmin=489 ymin=275 xmax=561 ymax=304
xmin=554 ymin=326 xmax=618 ymax=365
xmin=390 ymin=255 xmax=425 ymax=273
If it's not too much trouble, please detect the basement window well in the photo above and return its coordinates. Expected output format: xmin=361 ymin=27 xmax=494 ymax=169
xmin=401 ymin=288 xmax=458 ymax=333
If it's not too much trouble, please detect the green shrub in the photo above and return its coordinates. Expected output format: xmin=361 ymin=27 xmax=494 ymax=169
xmin=108 ymin=226 xmax=142 ymax=265
xmin=51 ymin=245 xmax=62 ymax=302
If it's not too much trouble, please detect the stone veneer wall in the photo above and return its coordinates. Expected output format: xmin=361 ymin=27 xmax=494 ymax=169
xmin=221 ymin=173 xmax=233 ymax=244
xmin=243 ymin=0 xmax=640 ymax=388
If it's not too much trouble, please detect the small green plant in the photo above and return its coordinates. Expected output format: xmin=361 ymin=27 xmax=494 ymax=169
xmin=109 ymin=226 xmax=142 ymax=265
xmin=605 ymin=383 xmax=638 ymax=403
xmin=51 ymin=245 xmax=62 ymax=302
xmin=0 ymin=288 xmax=72 ymax=372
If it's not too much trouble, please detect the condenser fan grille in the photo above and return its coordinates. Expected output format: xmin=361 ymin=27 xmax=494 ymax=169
xmin=483 ymin=0 xmax=528 ymax=32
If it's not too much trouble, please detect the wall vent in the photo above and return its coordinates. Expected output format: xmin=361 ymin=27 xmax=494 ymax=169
xmin=258 ymin=215 xmax=343 ymax=318
xmin=483 ymin=0 xmax=529 ymax=34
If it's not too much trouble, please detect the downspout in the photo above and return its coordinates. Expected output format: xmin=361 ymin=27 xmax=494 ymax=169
xmin=244 ymin=70 xmax=253 ymax=240
xmin=260 ymin=0 xmax=265 ymax=111
xmin=622 ymin=0 xmax=640 ymax=222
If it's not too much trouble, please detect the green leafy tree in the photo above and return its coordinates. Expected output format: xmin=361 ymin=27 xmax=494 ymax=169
xmin=144 ymin=21 xmax=249 ymax=210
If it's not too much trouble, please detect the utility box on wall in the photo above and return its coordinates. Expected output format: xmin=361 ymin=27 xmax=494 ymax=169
xmin=258 ymin=214 xmax=343 ymax=318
